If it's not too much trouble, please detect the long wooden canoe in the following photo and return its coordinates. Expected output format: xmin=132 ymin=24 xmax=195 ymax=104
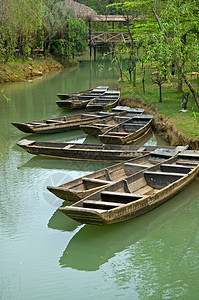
xmin=16 ymin=139 xmax=179 ymax=161
xmin=59 ymin=152 xmax=199 ymax=225
xmin=47 ymin=151 xmax=181 ymax=202
xmin=86 ymin=90 xmax=120 ymax=111
xmin=57 ymin=86 xmax=109 ymax=100
xmin=56 ymin=86 xmax=109 ymax=109
xmin=11 ymin=112 xmax=114 ymax=134
xmin=99 ymin=114 xmax=153 ymax=144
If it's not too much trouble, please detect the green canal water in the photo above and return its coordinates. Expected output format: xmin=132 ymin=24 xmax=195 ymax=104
xmin=0 ymin=60 xmax=199 ymax=300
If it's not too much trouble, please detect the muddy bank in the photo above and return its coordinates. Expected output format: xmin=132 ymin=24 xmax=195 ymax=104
xmin=0 ymin=57 xmax=78 ymax=83
xmin=121 ymin=97 xmax=199 ymax=150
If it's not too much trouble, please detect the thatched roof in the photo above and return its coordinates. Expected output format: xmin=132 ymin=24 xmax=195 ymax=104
xmin=64 ymin=0 xmax=97 ymax=20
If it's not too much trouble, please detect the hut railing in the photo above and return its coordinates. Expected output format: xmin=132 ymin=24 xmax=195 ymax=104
xmin=89 ymin=31 xmax=131 ymax=44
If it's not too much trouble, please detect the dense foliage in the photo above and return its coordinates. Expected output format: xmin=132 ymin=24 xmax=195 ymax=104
xmin=0 ymin=0 xmax=88 ymax=62
xmin=104 ymin=0 xmax=199 ymax=107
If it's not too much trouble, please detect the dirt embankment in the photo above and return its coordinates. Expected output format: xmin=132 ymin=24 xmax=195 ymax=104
xmin=121 ymin=97 xmax=199 ymax=149
xmin=0 ymin=57 xmax=71 ymax=83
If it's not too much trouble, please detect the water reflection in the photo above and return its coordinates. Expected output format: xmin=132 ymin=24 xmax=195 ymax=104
xmin=59 ymin=179 xmax=199 ymax=271
xmin=48 ymin=209 xmax=80 ymax=232
xmin=19 ymin=156 xmax=114 ymax=171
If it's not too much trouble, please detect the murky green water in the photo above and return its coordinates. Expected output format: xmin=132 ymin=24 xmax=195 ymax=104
xmin=0 ymin=60 xmax=199 ymax=300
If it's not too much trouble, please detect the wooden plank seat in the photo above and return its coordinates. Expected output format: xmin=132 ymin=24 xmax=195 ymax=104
xmin=100 ymin=191 xmax=145 ymax=203
xmin=79 ymin=95 xmax=97 ymax=99
xmin=124 ymin=162 xmax=150 ymax=170
xmin=144 ymin=171 xmax=185 ymax=189
xmin=123 ymin=123 xmax=145 ymax=126
xmin=82 ymin=177 xmax=112 ymax=185
xmin=29 ymin=122 xmax=45 ymax=125
xmin=137 ymin=147 xmax=146 ymax=152
xmin=176 ymin=161 xmax=198 ymax=167
xmin=83 ymin=200 xmax=123 ymax=209
xmin=63 ymin=144 xmax=73 ymax=149
xmin=105 ymin=132 xmax=129 ymax=136
xmin=81 ymin=114 xmax=100 ymax=119
xmin=92 ymin=124 xmax=111 ymax=127
xmin=45 ymin=120 xmax=64 ymax=124
xmin=160 ymin=164 xmax=192 ymax=174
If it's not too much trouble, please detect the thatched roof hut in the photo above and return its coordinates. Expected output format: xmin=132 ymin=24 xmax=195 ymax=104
xmin=64 ymin=0 xmax=97 ymax=20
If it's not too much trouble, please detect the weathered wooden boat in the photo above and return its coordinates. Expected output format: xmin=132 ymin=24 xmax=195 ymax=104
xmin=99 ymin=114 xmax=153 ymax=144
xmin=112 ymin=106 xmax=145 ymax=114
xmin=80 ymin=109 xmax=146 ymax=136
xmin=86 ymin=90 xmax=120 ymax=111
xmin=47 ymin=150 xmax=180 ymax=202
xmin=80 ymin=115 xmax=133 ymax=136
xmin=16 ymin=139 xmax=178 ymax=161
xmin=11 ymin=112 xmax=114 ymax=134
xmin=56 ymin=86 xmax=109 ymax=109
xmin=57 ymin=86 xmax=109 ymax=100
xmin=59 ymin=152 xmax=199 ymax=225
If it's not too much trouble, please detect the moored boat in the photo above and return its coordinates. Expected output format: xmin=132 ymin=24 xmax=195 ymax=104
xmin=16 ymin=139 xmax=178 ymax=161
xmin=99 ymin=114 xmax=154 ymax=144
xmin=57 ymin=86 xmax=109 ymax=100
xmin=56 ymin=86 xmax=109 ymax=109
xmin=47 ymin=150 xmax=181 ymax=202
xmin=86 ymin=90 xmax=120 ymax=111
xmin=59 ymin=152 xmax=199 ymax=225
xmin=80 ymin=115 xmax=132 ymax=136
xmin=11 ymin=111 xmax=114 ymax=134
xmin=80 ymin=109 xmax=146 ymax=136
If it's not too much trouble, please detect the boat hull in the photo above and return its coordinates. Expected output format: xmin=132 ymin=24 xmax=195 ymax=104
xmin=11 ymin=112 xmax=112 ymax=134
xmin=17 ymin=140 xmax=171 ymax=161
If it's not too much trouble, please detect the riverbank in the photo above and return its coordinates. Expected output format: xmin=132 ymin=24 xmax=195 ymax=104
xmin=121 ymin=97 xmax=199 ymax=149
xmin=120 ymin=64 xmax=199 ymax=150
xmin=0 ymin=57 xmax=78 ymax=83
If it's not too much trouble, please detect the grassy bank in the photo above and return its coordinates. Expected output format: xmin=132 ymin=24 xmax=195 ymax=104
xmin=120 ymin=63 xmax=199 ymax=147
xmin=0 ymin=57 xmax=79 ymax=83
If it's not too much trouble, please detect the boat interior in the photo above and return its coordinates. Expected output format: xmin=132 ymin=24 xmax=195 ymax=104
xmin=74 ymin=157 xmax=197 ymax=210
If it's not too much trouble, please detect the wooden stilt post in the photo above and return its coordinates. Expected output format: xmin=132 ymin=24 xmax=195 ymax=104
xmin=90 ymin=46 xmax=92 ymax=61
xmin=89 ymin=18 xmax=92 ymax=62
xmin=94 ymin=47 xmax=96 ymax=61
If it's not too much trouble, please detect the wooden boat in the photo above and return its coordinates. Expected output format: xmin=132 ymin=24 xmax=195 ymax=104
xmin=56 ymin=86 xmax=109 ymax=109
xmin=59 ymin=152 xmax=199 ymax=225
xmin=99 ymin=114 xmax=153 ymax=144
xmin=57 ymin=86 xmax=109 ymax=100
xmin=47 ymin=150 xmax=181 ymax=202
xmin=11 ymin=112 xmax=114 ymax=134
xmin=86 ymin=90 xmax=120 ymax=111
xmin=80 ymin=115 xmax=133 ymax=136
xmin=112 ymin=106 xmax=145 ymax=114
xmin=16 ymin=139 xmax=178 ymax=161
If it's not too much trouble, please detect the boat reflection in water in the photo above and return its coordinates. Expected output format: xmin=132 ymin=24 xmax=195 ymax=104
xmin=59 ymin=179 xmax=199 ymax=271
xmin=48 ymin=208 xmax=80 ymax=232
xmin=19 ymin=155 xmax=114 ymax=172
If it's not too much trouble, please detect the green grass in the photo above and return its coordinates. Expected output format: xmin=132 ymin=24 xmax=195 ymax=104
xmin=120 ymin=63 xmax=199 ymax=140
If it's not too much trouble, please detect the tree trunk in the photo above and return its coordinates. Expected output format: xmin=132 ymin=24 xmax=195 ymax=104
xmin=177 ymin=70 xmax=183 ymax=92
xmin=159 ymin=83 xmax=162 ymax=102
